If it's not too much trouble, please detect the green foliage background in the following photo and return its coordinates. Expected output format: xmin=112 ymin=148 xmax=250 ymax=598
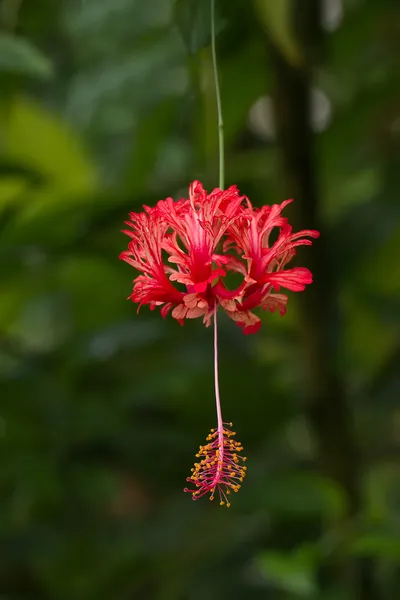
xmin=0 ymin=1 xmax=399 ymax=599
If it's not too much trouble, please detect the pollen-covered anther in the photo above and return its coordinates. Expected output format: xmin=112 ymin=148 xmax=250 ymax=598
xmin=183 ymin=422 xmax=247 ymax=506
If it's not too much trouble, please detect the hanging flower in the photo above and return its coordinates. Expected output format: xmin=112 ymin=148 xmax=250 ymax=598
xmin=120 ymin=182 xmax=319 ymax=332
xmin=120 ymin=181 xmax=319 ymax=506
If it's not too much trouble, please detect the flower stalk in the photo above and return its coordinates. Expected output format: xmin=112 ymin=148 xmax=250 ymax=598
xmin=183 ymin=304 xmax=247 ymax=506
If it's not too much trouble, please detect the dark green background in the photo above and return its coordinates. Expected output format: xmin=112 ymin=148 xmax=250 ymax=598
xmin=0 ymin=1 xmax=399 ymax=599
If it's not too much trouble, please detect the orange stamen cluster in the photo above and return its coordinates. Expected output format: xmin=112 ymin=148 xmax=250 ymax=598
xmin=184 ymin=422 xmax=247 ymax=506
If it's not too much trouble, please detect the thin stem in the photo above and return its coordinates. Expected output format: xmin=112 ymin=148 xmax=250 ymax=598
xmin=211 ymin=0 xmax=226 ymax=486
xmin=211 ymin=0 xmax=224 ymax=190
xmin=213 ymin=304 xmax=223 ymax=431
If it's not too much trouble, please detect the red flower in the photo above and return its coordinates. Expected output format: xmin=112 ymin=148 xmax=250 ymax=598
xmin=120 ymin=183 xmax=319 ymax=506
xmin=120 ymin=181 xmax=319 ymax=334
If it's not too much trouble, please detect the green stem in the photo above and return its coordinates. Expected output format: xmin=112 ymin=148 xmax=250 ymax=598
xmin=211 ymin=0 xmax=224 ymax=190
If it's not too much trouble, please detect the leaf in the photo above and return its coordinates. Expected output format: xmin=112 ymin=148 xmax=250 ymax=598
xmin=174 ymin=0 xmax=224 ymax=54
xmin=0 ymin=160 xmax=46 ymax=185
xmin=364 ymin=465 xmax=400 ymax=521
xmin=257 ymin=548 xmax=318 ymax=597
xmin=0 ymin=283 xmax=27 ymax=330
xmin=253 ymin=0 xmax=302 ymax=65
xmin=0 ymin=33 xmax=53 ymax=79
xmin=0 ymin=178 xmax=28 ymax=210
xmin=350 ymin=534 xmax=400 ymax=559
xmin=0 ymin=97 xmax=98 ymax=248
xmin=5 ymin=96 xmax=97 ymax=196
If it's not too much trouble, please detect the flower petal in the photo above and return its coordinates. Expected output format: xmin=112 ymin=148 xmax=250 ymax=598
xmin=261 ymin=267 xmax=313 ymax=292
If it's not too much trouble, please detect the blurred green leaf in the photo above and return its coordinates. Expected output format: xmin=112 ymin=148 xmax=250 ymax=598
xmin=0 ymin=283 xmax=27 ymax=329
xmin=174 ymin=0 xmax=223 ymax=54
xmin=364 ymin=464 xmax=400 ymax=521
xmin=5 ymin=96 xmax=97 ymax=196
xmin=350 ymin=533 xmax=400 ymax=559
xmin=0 ymin=33 xmax=53 ymax=78
xmin=257 ymin=547 xmax=318 ymax=597
xmin=0 ymin=177 xmax=27 ymax=209
xmin=253 ymin=0 xmax=302 ymax=65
